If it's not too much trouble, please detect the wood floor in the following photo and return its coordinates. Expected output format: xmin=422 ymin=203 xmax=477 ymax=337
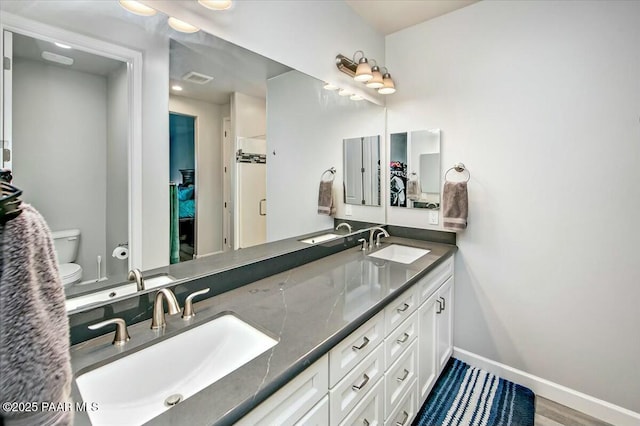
xmin=535 ymin=397 xmax=612 ymax=426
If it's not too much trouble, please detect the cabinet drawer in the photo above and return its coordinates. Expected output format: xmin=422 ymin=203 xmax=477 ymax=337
xmin=384 ymin=285 xmax=418 ymax=335
xmin=330 ymin=310 xmax=384 ymax=387
xmin=330 ymin=344 xmax=384 ymax=426
xmin=384 ymin=311 xmax=418 ymax=370
xmin=338 ymin=376 xmax=384 ymax=426
xmin=294 ymin=395 xmax=328 ymax=426
xmin=417 ymin=256 xmax=453 ymax=304
xmin=385 ymin=341 xmax=417 ymax=420
xmin=384 ymin=378 xmax=417 ymax=426
xmin=236 ymin=355 xmax=328 ymax=426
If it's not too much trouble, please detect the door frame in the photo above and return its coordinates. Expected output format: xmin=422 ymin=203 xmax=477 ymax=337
xmin=0 ymin=12 xmax=143 ymax=270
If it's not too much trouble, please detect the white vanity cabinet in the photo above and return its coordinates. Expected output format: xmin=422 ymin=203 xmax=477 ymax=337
xmin=237 ymin=254 xmax=455 ymax=426
xmin=235 ymin=355 xmax=329 ymax=426
xmin=417 ymin=258 xmax=454 ymax=401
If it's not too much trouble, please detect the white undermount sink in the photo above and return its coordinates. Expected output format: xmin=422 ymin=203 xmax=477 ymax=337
xmin=299 ymin=233 xmax=341 ymax=244
xmin=368 ymin=244 xmax=430 ymax=264
xmin=143 ymin=274 xmax=176 ymax=290
xmin=76 ymin=314 xmax=277 ymax=426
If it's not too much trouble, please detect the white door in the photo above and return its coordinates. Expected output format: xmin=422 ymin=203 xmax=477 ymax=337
xmin=436 ymin=277 xmax=454 ymax=372
xmin=418 ymin=292 xmax=439 ymax=401
xmin=1 ymin=30 xmax=13 ymax=170
xmin=237 ymin=162 xmax=266 ymax=248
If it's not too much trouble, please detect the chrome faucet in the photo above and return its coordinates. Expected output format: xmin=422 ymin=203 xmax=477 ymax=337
xmin=128 ymin=268 xmax=144 ymax=291
xmin=369 ymin=227 xmax=390 ymax=249
xmin=336 ymin=222 xmax=353 ymax=233
xmin=151 ymin=288 xmax=181 ymax=329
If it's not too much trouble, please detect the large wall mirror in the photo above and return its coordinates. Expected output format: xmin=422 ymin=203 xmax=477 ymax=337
xmin=344 ymin=135 xmax=381 ymax=206
xmin=0 ymin=12 xmax=143 ymax=309
xmin=390 ymin=129 xmax=441 ymax=209
xmin=0 ymin=2 xmax=386 ymax=312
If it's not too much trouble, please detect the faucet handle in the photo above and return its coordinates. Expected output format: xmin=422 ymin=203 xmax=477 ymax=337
xmin=88 ymin=318 xmax=130 ymax=346
xmin=182 ymin=288 xmax=210 ymax=319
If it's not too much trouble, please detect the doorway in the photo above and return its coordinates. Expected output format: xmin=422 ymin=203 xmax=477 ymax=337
xmin=169 ymin=112 xmax=196 ymax=263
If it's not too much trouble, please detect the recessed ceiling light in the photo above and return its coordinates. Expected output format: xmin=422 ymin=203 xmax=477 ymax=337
xmin=54 ymin=42 xmax=72 ymax=49
xmin=198 ymin=0 xmax=232 ymax=10
xmin=323 ymin=83 xmax=339 ymax=91
xmin=42 ymin=51 xmax=74 ymax=66
xmin=168 ymin=17 xmax=199 ymax=33
xmin=118 ymin=0 xmax=157 ymax=16
xmin=171 ymin=85 xmax=183 ymax=91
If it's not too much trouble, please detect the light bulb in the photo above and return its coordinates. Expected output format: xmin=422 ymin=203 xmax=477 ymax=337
xmin=198 ymin=0 xmax=232 ymax=10
xmin=168 ymin=17 xmax=199 ymax=33
xmin=119 ymin=0 xmax=157 ymax=16
xmin=338 ymin=89 xmax=351 ymax=96
xmin=323 ymin=82 xmax=339 ymax=91
xmin=171 ymin=85 xmax=183 ymax=91
xmin=350 ymin=94 xmax=363 ymax=101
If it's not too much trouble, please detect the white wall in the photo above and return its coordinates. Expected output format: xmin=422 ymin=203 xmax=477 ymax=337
xmin=386 ymin=0 xmax=640 ymax=413
xmin=12 ymin=58 xmax=107 ymax=279
xmin=169 ymin=95 xmax=226 ymax=257
xmin=267 ymin=71 xmax=386 ymax=242
xmin=106 ymin=62 xmax=130 ymax=282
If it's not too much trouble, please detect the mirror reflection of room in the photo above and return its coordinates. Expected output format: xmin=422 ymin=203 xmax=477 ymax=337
xmin=343 ymin=135 xmax=381 ymax=206
xmin=389 ymin=129 xmax=441 ymax=209
xmin=7 ymin=30 xmax=130 ymax=291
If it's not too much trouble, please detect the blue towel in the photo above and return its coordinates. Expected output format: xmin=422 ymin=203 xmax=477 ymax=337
xmin=179 ymin=199 xmax=195 ymax=218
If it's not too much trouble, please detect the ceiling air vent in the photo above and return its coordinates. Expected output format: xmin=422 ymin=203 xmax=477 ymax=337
xmin=182 ymin=71 xmax=214 ymax=85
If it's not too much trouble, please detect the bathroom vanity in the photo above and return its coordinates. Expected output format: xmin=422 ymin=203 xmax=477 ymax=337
xmin=68 ymin=232 xmax=456 ymax=426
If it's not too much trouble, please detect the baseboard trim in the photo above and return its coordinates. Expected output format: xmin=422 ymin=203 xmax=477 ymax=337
xmin=453 ymin=347 xmax=640 ymax=426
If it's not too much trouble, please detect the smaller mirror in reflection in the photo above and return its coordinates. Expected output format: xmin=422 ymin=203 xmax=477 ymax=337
xmin=343 ymin=135 xmax=381 ymax=206
xmin=389 ymin=129 xmax=441 ymax=209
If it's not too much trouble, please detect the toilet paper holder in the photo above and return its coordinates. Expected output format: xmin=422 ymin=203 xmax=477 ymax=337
xmin=112 ymin=243 xmax=129 ymax=260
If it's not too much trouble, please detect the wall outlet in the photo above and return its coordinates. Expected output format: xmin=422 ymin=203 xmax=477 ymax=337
xmin=429 ymin=210 xmax=439 ymax=225
xmin=345 ymin=204 xmax=353 ymax=216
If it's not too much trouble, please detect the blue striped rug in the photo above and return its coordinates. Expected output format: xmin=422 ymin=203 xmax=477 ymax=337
xmin=413 ymin=358 xmax=535 ymax=426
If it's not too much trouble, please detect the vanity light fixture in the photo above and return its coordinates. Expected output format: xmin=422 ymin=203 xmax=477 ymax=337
xmin=323 ymin=82 xmax=339 ymax=91
xmin=198 ymin=0 xmax=233 ymax=10
xmin=168 ymin=17 xmax=200 ymax=33
xmin=338 ymin=88 xmax=352 ymax=97
xmin=352 ymin=50 xmax=372 ymax=82
xmin=350 ymin=94 xmax=364 ymax=101
xmin=336 ymin=52 xmax=396 ymax=94
xmin=366 ymin=63 xmax=384 ymax=89
xmin=171 ymin=85 xmax=183 ymax=91
xmin=54 ymin=42 xmax=72 ymax=49
xmin=378 ymin=69 xmax=396 ymax=94
xmin=118 ymin=0 xmax=157 ymax=16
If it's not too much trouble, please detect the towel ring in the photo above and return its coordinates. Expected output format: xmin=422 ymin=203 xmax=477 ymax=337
xmin=321 ymin=167 xmax=336 ymax=182
xmin=444 ymin=162 xmax=470 ymax=183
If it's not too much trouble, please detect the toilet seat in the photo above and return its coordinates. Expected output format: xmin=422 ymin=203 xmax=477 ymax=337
xmin=59 ymin=263 xmax=82 ymax=286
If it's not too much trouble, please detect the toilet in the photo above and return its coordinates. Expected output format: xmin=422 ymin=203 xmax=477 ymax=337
xmin=51 ymin=229 xmax=83 ymax=287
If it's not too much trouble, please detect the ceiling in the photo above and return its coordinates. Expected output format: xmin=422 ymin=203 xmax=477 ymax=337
xmin=169 ymin=32 xmax=291 ymax=105
xmin=345 ymin=0 xmax=479 ymax=35
xmin=12 ymin=32 xmax=124 ymax=77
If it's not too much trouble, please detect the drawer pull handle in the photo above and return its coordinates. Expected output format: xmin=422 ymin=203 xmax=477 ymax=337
xmin=352 ymin=373 xmax=370 ymax=391
xmin=352 ymin=336 xmax=370 ymax=351
xmin=440 ymin=296 xmax=446 ymax=310
xmin=397 ymin=303 xmax=410 ymax=313
xmin=436 ymin=299 xmax=443 ymax=314
xmin=395 ymin=410 xmax=409 ymax=426
xmin=396 ymin=332 xmax=410 ymax=344
xmin=363 ymin=419 xmax=370 ymax=426
xmin=396 ymin=368 xmax=410 ymax=382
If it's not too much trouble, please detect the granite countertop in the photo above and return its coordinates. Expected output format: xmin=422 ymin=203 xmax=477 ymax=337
xmin=69 ymin=236 xmax=456 ymax=426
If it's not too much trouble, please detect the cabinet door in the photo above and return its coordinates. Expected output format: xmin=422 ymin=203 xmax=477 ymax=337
xmin=294 ymin=395 xmax=329 ymax=426
xmin=436 ymin=277 xmax=454 ymax=372
xmin=417 ymin=292 xmax=438 ymax=402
